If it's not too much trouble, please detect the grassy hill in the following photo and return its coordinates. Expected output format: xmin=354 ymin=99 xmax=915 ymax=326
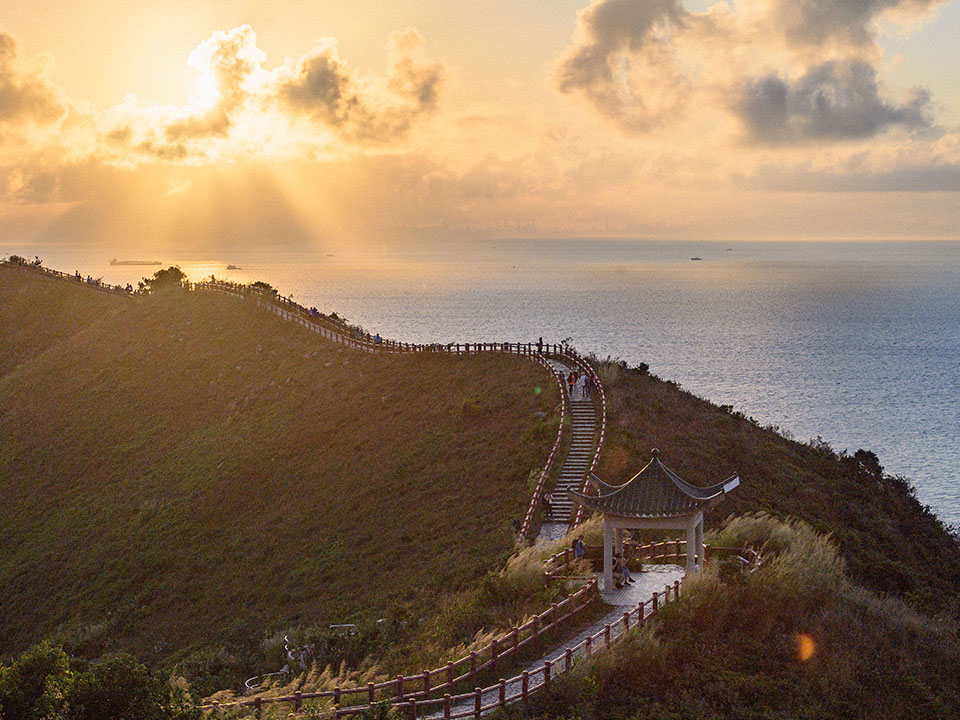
xmin=593 ymin=360 xmax=960 ymax=613
xmin=0 ymin=266 xmax=558 ymax=670
xmin=521 ymin=514 xmax=960 ymax=720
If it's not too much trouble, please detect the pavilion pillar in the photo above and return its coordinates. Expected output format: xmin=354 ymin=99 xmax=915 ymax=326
xmin=686 ymin=515 xmax=697 ymax=572
xmin=615 ymin=528 xmax=624 ymax=557
xmin=695 ymin=514 xmax=704 ymax=569
xmin=603 ymin=517 xmax=614 ymax=590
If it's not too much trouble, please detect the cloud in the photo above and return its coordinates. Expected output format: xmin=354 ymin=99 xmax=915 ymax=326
xmin=95 ymin=25 xmax=442 ymax=164
xmin=767 ymin=0 xmax=945 ymax=47
xmin=273 ymin=27 xmax=441 ymax=143
xmin=0 ymin=29 xmax=64 ymax=128
xmin=556 ymin=0 xmax=689 ymax=132
xmin=164 ymin=25 xmax=267 ymax=142
xmin=555 ymin=0 xmax=942 ymax=145
xmin=735 ymin=60 xmax=931 ymax=144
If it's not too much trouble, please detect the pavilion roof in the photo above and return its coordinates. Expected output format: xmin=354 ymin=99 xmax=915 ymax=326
xmin=569 ymin=449 xmax=739 ymax=519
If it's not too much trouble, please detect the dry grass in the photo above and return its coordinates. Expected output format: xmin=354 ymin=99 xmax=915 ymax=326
xmin=520 ymin=515 xmax=960 ymax=720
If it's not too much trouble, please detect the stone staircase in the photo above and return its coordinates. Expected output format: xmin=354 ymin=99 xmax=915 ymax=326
xmin=543 ymin=359 xmax=597 ymax=528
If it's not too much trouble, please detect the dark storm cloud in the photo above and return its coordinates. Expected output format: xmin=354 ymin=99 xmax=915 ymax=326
xmin=0 ymin=30 xmax=64 ymax=127
xmin=735 ymin=60 xmax=931 ymax=144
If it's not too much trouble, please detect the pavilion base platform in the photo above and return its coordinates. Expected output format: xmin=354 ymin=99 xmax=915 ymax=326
xmin=598 ymin=564 xmax=684 ymax=606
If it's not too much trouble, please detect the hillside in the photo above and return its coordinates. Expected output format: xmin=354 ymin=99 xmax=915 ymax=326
xmin=593 ymin=360 xmax=960 ymax=613
xmin=0 ymin=266 xmax=558 ymax=667
xmin=522 ymin=514 xmax=960 ymax=720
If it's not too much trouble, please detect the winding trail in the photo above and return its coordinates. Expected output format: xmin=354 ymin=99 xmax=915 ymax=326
xmin=4 ymin=262 xmax=682 ymax=720
xmin=420 ymin=565 xmax=683 ymax=720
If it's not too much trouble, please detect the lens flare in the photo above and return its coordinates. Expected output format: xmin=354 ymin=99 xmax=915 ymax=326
xmin=797 ymin=633 xmax=816 ymax=662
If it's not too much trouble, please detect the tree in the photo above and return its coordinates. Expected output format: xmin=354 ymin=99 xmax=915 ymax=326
xmin=0 ymin=645 xmax=198 ymax=720
xmin=138 ymin=267 xmax=187 ymax=294
xmin=0 ymin=642 xmax=73 ymax=720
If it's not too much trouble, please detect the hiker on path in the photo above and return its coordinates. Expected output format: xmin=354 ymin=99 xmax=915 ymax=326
xmin=575 ymin=374 xmax=587 ymax=399
xmin=537 ymin=337 xmax=543 ymax=353
xmin=543 ymin=491 xmax=553 ymax=517
xmin=573 ymin=535 xmax=585 ymax=559
xmin=567 ymin=371 xmax=576 ymax=397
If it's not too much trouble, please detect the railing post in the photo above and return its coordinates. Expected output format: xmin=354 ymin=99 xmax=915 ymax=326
xmin=474 ymin=687 xmax=482 ymax=718
xmin=604 ymin=624 xmax=611 ymax=648
xmin=666 ymin=584 xmax=672 ymax=602
xmin=585 ymin=635 xmax=592 ymax=657
xmin=498 ymin=679 xmax=506 ymax=706
xmin=565 ymin=648 xmax=573 ymax=671
xmin=444 ymin=693 xmax=451 ymax=719
xmin=254 ymin=697 xmax=262 ymax=719
xmin=334 ymin=687 xmax=341 ymax=708
xmin=409 ymin=697 xmax=417 ymax=720
xmin=623 ymin=611 xmax=630 ymax=631
xmin=294 ymin=691 xmax=302 ymax=712
xmin=675 ymin=579 xmax=681 ymax=598
xmin=423 ymin=670 xmax=430 ymax=696
xmin=397 ymin=675 xmax=404 ymax=700
xmin=544 ymin=659 xmax=551 ymax=690
xmin=369 ymin=682 xmax=376 ymax=704
xmin=521 ymin=671 xmax=529 ymax=703
xmin=652 ymin=592 xmax=659 ymax=612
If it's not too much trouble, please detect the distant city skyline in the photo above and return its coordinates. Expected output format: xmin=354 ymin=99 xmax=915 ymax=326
xmin=1 ymin=0 xmax=959 ymax=256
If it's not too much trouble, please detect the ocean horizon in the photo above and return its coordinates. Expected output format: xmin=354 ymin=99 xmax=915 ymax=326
xmin=9 ymin=238 xmax=960 ymax=527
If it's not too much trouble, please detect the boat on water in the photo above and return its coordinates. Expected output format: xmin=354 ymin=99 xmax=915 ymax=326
xmin=690 ymin=256 xmax=702 ymax=261
xmin=110 ymin=258 xmax=161 ymax=266
xmin=226 ymin=264 xmax=241 ymax=270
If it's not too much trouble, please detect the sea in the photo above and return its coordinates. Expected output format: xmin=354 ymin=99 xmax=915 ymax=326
xmin=12 ymin=239 xmax=960 ymax=527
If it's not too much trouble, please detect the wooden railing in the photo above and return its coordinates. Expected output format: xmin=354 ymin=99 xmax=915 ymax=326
xmin=0 ymin=259 xmax=135 ymax=297
xmin=338 ymin=579 xmax=679 ymax=719
xmin=201 ymin=578 xmax=683 ymax=719
xmin=551 ymin=349 xmax=606 ymax=527
xmin=518 ymin=359 xmax=568 ymax=539
xmin=543 ymin=542 xmax=746 ymax=580
xmin=201 ymin=579 xmax=599 ymax=716
xmin=196 ymin=280 xmax=593 ymax=541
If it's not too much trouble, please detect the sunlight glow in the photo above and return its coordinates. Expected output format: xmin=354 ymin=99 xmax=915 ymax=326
xmin=191 ymin=72 xmax=219 ymax=110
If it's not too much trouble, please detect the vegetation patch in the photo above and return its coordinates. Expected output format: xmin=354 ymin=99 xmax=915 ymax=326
xmin=0 ymin=269 xmax=557 ymax=696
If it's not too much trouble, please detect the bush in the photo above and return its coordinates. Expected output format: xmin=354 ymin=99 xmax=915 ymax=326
xmin=0 ymin=644 xmax=198 ymax=720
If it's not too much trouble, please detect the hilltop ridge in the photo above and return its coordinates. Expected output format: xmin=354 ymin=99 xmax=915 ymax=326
xmin=0 ymin=265 xmax=558 ymax=664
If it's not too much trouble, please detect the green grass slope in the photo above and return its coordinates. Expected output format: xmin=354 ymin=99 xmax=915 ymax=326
xmin=594 ymin=361 xmax=960 ymax=613
xmin=0 ymin=269 xmax=558 ymax=663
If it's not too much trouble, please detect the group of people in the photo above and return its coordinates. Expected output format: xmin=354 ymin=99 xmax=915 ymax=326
xmin=564 ymin=369 xmax=592 ymax=399
xmin=569 ymin=535 xmax=638 ymax=590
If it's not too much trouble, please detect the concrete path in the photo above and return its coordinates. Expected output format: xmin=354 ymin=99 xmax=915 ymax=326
xmin=422 ymin=565 xmax=683 ymax=718
xmin=538 ymin=358 xmax=597 ymax=539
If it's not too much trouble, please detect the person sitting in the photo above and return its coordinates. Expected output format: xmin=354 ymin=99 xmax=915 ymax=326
xmin=615 ymin=552 xmax=636 ymax=585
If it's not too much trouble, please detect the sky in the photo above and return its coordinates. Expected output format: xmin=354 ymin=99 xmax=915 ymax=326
xmin=1 ymin=0 xmax=959 ymax=258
